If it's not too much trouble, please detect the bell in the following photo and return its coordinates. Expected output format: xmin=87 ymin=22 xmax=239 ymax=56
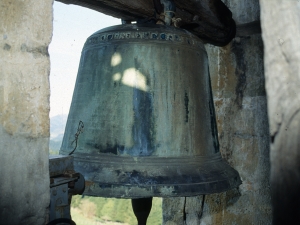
xmin=60 ymin=24 xmax=241 ymax=199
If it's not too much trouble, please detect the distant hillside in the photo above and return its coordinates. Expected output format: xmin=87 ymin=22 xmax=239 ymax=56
xmin=50 ymin=114 xmax=68 ymax=139
xmin=50 ymin=114 xmax=68 ymax=153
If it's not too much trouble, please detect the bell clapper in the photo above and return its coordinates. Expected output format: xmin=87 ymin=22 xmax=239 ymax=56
xmin=131 ymin=197 xmax=153 ymax=225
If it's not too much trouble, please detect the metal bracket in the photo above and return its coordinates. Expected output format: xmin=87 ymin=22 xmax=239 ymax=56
xmin=48 ymin=155 xmax=85 ymax=225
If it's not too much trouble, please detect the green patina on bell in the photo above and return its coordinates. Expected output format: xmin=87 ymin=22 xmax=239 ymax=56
xmin=60 ymin=24 xmax=241 ymax=198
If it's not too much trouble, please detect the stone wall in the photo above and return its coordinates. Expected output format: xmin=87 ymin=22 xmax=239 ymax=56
xmin=162 ymin=0 xmax=272 ymax=224
xmin=199 ymin=33 xmax=271 ymax=225
xmin=0 ymin=0 xmax=53 ymax=224
xmin=260 ymin=1 xmax=300 ymax=224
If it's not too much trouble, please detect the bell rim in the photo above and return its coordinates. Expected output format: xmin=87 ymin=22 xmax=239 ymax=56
xmin=60 ymin=151 xmax=241 ymax=198
xmin=60 ymin=150 xmax=224 ymax=164
xmin=83 ymin=178 xmax=242 ymax=199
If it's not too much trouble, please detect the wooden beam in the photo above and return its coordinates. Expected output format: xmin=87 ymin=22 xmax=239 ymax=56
xmin=236 ymin=21 xmax=261 ymax=37
xmin=56 ymin=0 xmax=237 ymax=46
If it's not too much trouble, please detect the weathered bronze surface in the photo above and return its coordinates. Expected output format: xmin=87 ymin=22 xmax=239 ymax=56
xmin=60 ymin=24 xmax=241 ymax=198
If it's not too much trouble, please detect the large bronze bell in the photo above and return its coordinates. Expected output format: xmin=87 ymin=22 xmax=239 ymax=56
xmin=60 ymin=24 xmax=241 ymax=199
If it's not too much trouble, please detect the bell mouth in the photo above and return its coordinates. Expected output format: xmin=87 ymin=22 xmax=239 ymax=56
xmin=60 ymin=151 xmax=241 ymax=198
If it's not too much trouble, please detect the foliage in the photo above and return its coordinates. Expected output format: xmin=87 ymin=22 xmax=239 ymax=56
xmin=71 ymin=195 xmax=162 ymax=225
xmin=49 ymin=139 xmax=62 ymax=152
xmin=49 ymin=149 xmax=59 ymax=155
xmin=79 ymin=199 xmax=97 ymax=218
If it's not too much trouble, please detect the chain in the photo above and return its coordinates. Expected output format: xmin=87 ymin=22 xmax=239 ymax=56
xmin=69 ymin=121 xmax=84 ymax=155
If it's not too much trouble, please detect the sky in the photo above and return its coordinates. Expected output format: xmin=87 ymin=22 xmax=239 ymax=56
xmin=49 ymin=1 xmax=119 ymax=117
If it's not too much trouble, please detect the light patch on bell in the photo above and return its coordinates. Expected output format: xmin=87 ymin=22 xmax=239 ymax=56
xmin=111 ymin=52 xmax=122 ymax=66
xmin=122 ymin=68 xmax=149 ymax=92
xmin=159 ymin=186 xmax=175 ymax=196
xmin=112 ymin=72 xmax=122 ymax=81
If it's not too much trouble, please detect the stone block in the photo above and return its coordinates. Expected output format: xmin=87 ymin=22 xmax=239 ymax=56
xmin=0 ymin=0 xmax=53 ymax=224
